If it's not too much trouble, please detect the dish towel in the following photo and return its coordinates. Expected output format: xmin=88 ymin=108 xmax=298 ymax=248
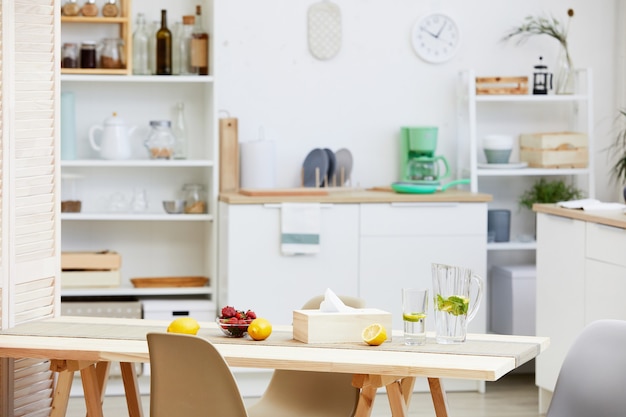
xmin=557 ymin=199 xmax=626 ymax=211
xmin=281 ymin=203 xmax=321 ymax=255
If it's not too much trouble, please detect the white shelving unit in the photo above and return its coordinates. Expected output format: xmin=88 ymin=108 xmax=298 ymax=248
xmin=60 ymin=0 xmax=217 ymax=300
xmin=458 ymin=69 xmax=595 ymax=252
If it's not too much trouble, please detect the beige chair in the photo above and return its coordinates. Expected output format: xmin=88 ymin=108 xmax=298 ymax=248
xmin=147 ymin=332 xmax=249 ymax=417
xmin=247 ymin=295 xmax=365 ymax=417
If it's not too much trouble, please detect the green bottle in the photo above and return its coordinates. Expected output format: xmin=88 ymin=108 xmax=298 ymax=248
xmin=156 ymin=9 xmax=172 ymax=75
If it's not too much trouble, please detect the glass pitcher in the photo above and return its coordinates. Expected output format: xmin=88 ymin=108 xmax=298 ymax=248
xmin=100 ymin=38 xmax=125 ymax=69
xmin=431 ymin=263 xmax=483 ymax=344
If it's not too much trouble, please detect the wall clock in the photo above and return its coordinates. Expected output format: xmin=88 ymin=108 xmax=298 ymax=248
xmin=411 ymin=13 xmax=460 ymax=64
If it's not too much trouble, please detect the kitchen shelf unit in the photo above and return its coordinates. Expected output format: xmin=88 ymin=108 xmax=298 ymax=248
xmin=60 ymin=0 xmax=217 ymax=309
xmin=457 ymin=68 xmax=595 ymax=252
xmin=61 ymin=0 xmax=132 ymax=75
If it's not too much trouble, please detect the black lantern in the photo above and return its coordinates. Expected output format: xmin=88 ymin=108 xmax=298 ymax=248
xmin=533 ymin=56 xmax=553 ymax=95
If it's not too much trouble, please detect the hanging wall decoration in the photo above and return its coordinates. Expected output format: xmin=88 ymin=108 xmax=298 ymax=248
xmin=307 ymin=0 xmax=342 ymax=60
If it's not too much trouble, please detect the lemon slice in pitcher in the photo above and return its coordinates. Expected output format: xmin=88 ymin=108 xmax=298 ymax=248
xmin=403 ymin=312 xmax=426 ymax=322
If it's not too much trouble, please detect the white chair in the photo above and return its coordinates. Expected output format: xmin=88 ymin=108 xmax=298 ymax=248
xmin=247 ymin=295 xmax=366 ymax=417
xmin=546 ymin=319 xmax=626 ymax=417
xmin=147 ymin=332 xmax=249 ymax=417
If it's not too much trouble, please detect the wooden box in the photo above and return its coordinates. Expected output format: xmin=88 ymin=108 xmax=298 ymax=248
xmin=476 ymin=76 xmax=528 ymax=95
xmin=519 ymin=132 xmax=588 ymax=168
xmin=61 ymin=270 xmax=121 ymax=288
xmin=61 ymin=251 xmax=121 ymax=271
xmin=293 ymin=308 xmax=393 ymax=344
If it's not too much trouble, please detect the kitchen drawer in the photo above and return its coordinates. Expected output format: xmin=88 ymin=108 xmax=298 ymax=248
xmin=360 ymin=202 xmax=486 ymax=236
xmin=586 ymin=222 xmax=626 ymax=268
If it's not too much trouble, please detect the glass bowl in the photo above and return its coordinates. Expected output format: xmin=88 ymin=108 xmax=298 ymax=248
xmin=216 ymin=317 xmax=252 ymax=338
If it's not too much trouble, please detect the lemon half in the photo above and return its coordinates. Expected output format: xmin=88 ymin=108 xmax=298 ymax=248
xmin=167 ymin=317 xmax=200 ymax=335
xmin=362 ymin=323 xmax=387 ymax=346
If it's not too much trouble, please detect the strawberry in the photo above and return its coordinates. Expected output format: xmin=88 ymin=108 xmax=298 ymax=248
xmin=246 ymin=310 xmax=257 ymax=319
xmin=221 ymin=306 xmax=237 ymax=318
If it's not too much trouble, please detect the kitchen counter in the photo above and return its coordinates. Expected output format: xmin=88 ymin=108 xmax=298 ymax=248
xmin=219 ymin=188 xmax=492 ymax=204
xmin=533 ymin=203 xmax=626 ymax=229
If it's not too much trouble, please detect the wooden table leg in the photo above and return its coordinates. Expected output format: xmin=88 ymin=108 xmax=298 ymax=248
xmin=87 ymin=362 xmax=111 ymax=417
xmin=428 ymin=377 xmax=450 ymax=417
xmin=50 ymin=370 xmax=74 ymax=417
xmin=80 ymin=364 xmax=104 ymax=417
xmin=353 ymin=384 xmax=378 ymax=417
xmin=120 ymin=362 xmax=144 ymax=417
xmin=385 ymin=377 xmax=416 ymax=417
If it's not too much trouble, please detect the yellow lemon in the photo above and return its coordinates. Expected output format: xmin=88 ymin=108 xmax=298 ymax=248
xmin=362 ymin=323 xmax=387 ymax=346
xmin=167 ymin=317 xmax=200 ymax=335
xmin=248 ymin=318 xmax=272 ymax=341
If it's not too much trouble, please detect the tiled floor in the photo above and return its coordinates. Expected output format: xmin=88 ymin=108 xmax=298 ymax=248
xmin=66 ymin=373 xmax=541 ymax=417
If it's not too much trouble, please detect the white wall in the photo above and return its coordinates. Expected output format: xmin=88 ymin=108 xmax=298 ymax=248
xmin=215 ymin=0 xmax=619 ymax=201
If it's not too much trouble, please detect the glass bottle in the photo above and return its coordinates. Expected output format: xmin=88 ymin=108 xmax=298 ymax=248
xmin=191 ymin=5 xmax=209 ymax=75
xmin=132 ymin=13 xmax=150 ymax=75
xmin=182 ymin=184 xmax=207 ymax=214
xmin=80 ymin=0 xmax=98 ymax=17
xmin=148 ymin=20 xmax=159 ymax=74
xmin=178 ymin=15 xmax=196 ymax=75
xmin=171 ymin=21 xmax=182 ymax=75
xmin=156 ymin=9 xmax=172 ymax=75
xmin=102 ymin=0 xmax=119 ymax=17
xmin=62 ymin=0 xmax=80 ymax=16
xmin=172 ymin=101 xmax=188 ymax=159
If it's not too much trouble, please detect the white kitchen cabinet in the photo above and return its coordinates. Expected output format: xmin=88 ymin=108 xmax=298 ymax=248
xmin=218 ymin=202 xmax=360 ymax=325
xmin=535 ymin=208 xmax=626 ymax=412
xmin=535 ymin=212 xmax=585 ymax=411
xmin=60 ymin=1 xmax=217 ymax=299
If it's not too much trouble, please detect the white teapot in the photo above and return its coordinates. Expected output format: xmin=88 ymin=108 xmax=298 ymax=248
xmin=89 ymin=112 xmax=136 ymax=160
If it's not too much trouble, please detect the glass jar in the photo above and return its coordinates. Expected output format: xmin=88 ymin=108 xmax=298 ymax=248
xmin=144 ymin=120 xmax=175 ymax=159
xmin=102 ymin=0 xmax=119 ymax=17
xmin=100 ymin=38 xmax=124 ymax=69
xmin=62 ymin=43 xmax=78 ymax=68
xmin=80 ymin=41 xmax=97 ymax=69
xmin=182 ymin=184 xmax=207 ymax=214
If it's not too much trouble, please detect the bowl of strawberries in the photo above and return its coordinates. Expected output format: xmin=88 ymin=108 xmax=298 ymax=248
xmin=217 ymin=306 xmax=257 ymax=338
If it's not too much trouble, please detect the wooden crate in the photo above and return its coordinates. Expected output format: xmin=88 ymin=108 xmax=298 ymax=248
xmin=61 ymin=251 xmax=121 ymax=271
xmin=476 ymin=76 xmax=528 ymax=95
xmin=293 ymin=308 xmax=392 ymax=344
xmin=520 ymin=132 xmax=588 ymax=168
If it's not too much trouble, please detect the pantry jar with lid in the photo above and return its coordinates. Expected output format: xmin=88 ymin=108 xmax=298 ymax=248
xmin=182 ymin=184 xmax=207 ymax=214
xmin=145 ymin=120 xmax=176 ymax=159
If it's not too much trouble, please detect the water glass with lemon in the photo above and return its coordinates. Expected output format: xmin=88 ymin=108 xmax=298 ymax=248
xmin=402 ymin=288 xmax=429 ymax=345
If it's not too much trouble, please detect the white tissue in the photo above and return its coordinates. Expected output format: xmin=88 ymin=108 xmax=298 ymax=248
xmin=319 ymin=288 xmax=354 ymax=312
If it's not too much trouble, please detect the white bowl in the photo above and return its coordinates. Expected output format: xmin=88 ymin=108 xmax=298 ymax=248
xmin=483 ymin=135 xmax=514 ymax=150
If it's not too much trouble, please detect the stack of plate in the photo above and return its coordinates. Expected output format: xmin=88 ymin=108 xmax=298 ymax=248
xmin=302 ymin=148 xmax=352 ymax=187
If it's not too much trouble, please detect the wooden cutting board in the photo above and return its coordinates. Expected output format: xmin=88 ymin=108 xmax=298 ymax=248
xmin=239 ymin=188 xmax=328 ymax=197
xmin=130 ymin=276 xmax=209 ymax=288
xmin=219 ymin=118 xmax=239 ymax=192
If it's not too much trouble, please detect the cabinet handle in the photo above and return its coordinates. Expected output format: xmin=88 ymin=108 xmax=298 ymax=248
xmin=263 ymin=203 xmax=334 ymax=209
xmin=389 ymin=202 xmax=459 ymax=208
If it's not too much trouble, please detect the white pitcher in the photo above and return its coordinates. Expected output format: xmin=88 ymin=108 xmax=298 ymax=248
xmin=89 ymin=112 xmax=136 ymax=160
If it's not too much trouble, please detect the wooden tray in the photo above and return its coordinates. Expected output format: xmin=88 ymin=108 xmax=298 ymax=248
xmin=130 ymin=276 xmax=209 ymax=288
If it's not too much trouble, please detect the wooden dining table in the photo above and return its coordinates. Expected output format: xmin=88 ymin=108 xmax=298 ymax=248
xmin=0 ymin=316 xmax=549 ymax=417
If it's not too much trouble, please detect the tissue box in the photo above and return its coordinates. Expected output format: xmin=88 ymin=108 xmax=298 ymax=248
xmin=293 ymin=308 xmax=393 ymax=344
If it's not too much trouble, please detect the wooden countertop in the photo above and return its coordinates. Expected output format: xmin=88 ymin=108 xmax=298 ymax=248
xmin=533 ymin=204 xmax=626 ymax=229
xmin=219 ymin=188 xmax=493 ymax=204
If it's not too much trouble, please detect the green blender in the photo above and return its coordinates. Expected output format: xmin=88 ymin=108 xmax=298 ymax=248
xmin=400 ymin=126 xmax=449 ymax=183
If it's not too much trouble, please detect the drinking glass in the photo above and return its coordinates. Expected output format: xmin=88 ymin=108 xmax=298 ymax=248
xmin=402 ymin=288 xmax=428 ymax=345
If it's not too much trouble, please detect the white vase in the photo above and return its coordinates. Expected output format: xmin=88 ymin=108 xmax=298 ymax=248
xmin=555 ymin=45 xmax=575 ymax=94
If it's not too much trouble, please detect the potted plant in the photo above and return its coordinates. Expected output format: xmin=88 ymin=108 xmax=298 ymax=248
xmin=518 ymin=178 xmax=583 ymax=210
xmin=608 ymin=109 xmax=626 ymax=201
